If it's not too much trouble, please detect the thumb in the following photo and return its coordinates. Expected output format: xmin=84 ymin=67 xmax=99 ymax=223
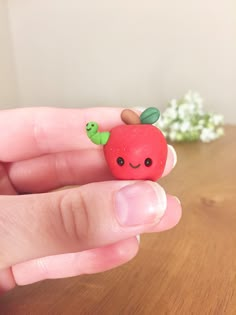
xmin=0 ymin=181 xmax=167 ymax=269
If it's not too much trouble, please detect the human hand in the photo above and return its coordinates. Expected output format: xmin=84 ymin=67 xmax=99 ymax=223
xmin=0 ymin=107 xmax=181 ymax=293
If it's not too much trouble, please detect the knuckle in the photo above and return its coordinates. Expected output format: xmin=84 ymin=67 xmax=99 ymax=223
xmin=58 ymin=190 xmax=90 ymax=246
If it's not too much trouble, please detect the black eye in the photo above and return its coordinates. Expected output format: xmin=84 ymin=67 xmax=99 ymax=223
xmin=91 ymin=124 xmax=94 ymax=127
xmin=144 ymin=158 xmax=152 ymax=167
xmin=117 ymin=157 xmax=125 ymax=166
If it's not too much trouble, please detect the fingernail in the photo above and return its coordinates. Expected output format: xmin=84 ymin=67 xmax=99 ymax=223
xmin=168 ymin=145 xmax=177 ymax=168
xmin=115 ymin=182 xmax=166 ymax=226
xmin=174 ymin=196 xmax=181 ymax=204
xmin=136 ymin=235 xmax=141 ymax=243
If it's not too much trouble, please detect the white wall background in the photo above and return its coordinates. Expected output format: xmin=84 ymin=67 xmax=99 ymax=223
xmin=1 ymin=0 xmax=236 ymax=122
xmin=0 ymin=0 xmax=18 ymax=106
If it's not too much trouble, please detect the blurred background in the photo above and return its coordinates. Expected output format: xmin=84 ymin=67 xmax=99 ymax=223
xmin=0 ymin=0 xmax=235 ymax=123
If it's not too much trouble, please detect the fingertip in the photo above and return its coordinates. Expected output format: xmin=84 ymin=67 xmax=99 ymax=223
xmin=149 ymin=194 xmax=182 ymax=232
xmin=113 ymin=237 xmax=140 ymax=264
xmin=136 ymin=234 xmax=141 ymax=244
xmin=168 ymin=145 xmax=177 ymax=168
xmin=162 ymin=145 xmax=177 ymax=177
xmin=0 ymin=268 xmax=16 ymax=294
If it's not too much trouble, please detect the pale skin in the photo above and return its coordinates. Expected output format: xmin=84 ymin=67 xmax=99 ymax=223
xmin=0 ymin=107 xmax=181 ymax=294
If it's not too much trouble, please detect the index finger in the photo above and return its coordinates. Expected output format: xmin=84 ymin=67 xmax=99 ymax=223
xmin=0 ymin=107 xmax=124 ymax=162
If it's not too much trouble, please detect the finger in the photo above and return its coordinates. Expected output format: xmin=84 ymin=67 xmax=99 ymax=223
xmin=0 ymin=107 xmax=124 ymax=162
xmin=7 ymin=149 xmax=111 ymax=193
xmin=0 ymin=196 xmax=181 ymax=291
xmin=12 ymin=237 xmax=139 ymax=286
xmin=0 ymin=268 xmax=16 ymax=294
xmin=0 ymin=180 xmax=168 ymax=269
xmin=162 ymin=145 xmax=177 ymax=177
xmin=7 ymin=145 xmax=177 ymax=193
xmin=148 ymin=195 xmax=182 ymax=233
xmin=0 ymin=164 xmax=17 ymax=195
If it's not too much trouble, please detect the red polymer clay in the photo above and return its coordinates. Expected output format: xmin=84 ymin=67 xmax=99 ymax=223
xmin=103 ymin=124 xmax=167 ymax=181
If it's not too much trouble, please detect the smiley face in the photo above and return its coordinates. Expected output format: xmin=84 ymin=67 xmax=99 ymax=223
xmin=116 ymin=156 xmax=152 ymax=169
xmin=86 ymin=122 xmax=98 ymax=138
xmin=103 ymin=124 xmax=167 ymax=181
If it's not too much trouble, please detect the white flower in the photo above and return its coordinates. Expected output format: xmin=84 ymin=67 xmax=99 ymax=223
xmin=170 ymin=99 xmax=178 ymax=109
xmin=200 ymin=128 xmax=217 ymax=142
xmin=180 ymin=121 xmax=191 ymax=132
xmin=195 ymin=124 xmax=203 ymax=131
xmin=178 ymin=105 xmax=188 ymax=120
xmin=188 ymin=103 xmax=197 ymax=114
xmin=164 ymin=107 xmax=178 ymax=120
xmin=211 ymin=114 xmax=224 ymax=126
xmin=155 ymin=118 xmax=166 ymax=129
xmin=184 ymin=91 xmax=203 ymax=106
xmin=184 ymin=91 xmax=194 ymax=103
xmin=216 ymin=127 xmax=224 ymax=136
xmin=169 ymin=130 xmax=177 ymax=141
xmin=156 ymin=116 xmax=170 ymax=129
xmin=157 ymin=91 xmax=224 ymax=143
xmin=171 ymin=122 xmax=181 ymax=131
xmin=198 ymin=119 xmax=205 ymax=126
xmin=175 ymin=132 xmax=183 ymax=141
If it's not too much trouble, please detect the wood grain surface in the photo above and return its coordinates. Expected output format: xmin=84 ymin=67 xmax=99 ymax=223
xmin=0 ymin=125 xmax=236 ymax=315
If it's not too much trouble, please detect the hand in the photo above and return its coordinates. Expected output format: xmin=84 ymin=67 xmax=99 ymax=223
xmin=0 ymin=107 xmax=181 ymax=293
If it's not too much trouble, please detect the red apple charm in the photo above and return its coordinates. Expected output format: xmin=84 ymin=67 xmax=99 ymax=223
xmin=86 ymin=107 xmax=168 ymax=181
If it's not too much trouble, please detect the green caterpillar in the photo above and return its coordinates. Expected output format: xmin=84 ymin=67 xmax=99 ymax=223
xmin=86 ymin=122 xmax=110 ymax=145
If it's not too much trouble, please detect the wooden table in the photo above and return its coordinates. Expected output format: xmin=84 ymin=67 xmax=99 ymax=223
xmin=1 ymin=126 xmax=236 ymax=315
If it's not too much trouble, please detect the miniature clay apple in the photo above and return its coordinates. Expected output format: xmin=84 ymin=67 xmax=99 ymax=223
xmin=86 ymin=108 xmax=168 ymax=181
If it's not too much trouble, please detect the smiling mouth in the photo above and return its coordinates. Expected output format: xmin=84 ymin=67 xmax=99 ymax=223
xmin=129 ymin=163 xmax=141 ymax=169
xmin=86 ymin=128 xmax=91 ymax=131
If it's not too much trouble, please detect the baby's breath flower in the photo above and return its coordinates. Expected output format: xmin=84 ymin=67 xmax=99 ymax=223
xmin=156 ymin=91 xmax=224 ymax=143
xmin=210 ymin=114 xmax=224 ymax=126
xmin=180 ymin=121 xmax=190 ymax=132
xmin=216 ymin=127 xmax=224 ymax=136
xmin=169 ymin=130 xmax=177 ymax=141
xmin=200 ymin=128 xmax=217 ymax=142
xmin=172 ymin=122 xmax=181 ymax=131
xmin=165 ymin=107 xmax=178 ymax=120
xmin=170 ymin=99 xmax=178 ymax=108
